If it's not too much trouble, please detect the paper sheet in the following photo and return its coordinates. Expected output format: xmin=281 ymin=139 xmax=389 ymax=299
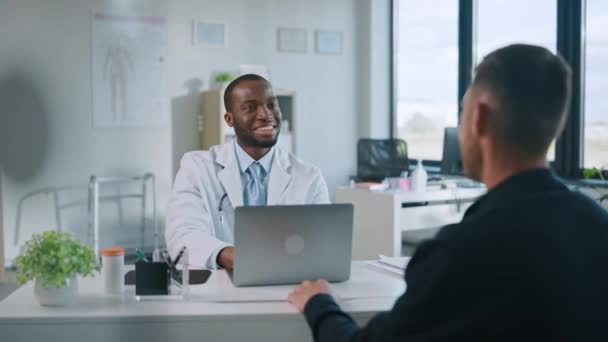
xmin=378 ymin=255 xmax=411 ymax=270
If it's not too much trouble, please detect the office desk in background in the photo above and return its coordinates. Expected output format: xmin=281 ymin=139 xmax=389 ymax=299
xmin=336 ymin=184 xmax=486 ymax=259
xmin=0 ymin=262 xmax=405 ymax=342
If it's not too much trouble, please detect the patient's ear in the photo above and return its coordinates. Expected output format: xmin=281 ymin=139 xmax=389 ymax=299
xmin=472 ymin=94 xmax=492 ymax=139
xmin=224 ymin=112 xmax=234 ymax=127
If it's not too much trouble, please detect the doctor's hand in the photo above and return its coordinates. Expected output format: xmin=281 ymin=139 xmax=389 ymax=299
xmin=288 ymin=279 xmax=331 ymax=313
xmin=217 ymin=247 xmax=234 ymax=269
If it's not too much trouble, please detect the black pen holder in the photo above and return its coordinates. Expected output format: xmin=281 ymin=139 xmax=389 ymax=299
xmin=135 ymin=262 xmax=170 ymax=295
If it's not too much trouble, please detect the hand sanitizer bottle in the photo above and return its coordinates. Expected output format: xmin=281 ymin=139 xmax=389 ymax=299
xmin=411 ymin=160 xmax=428 ymax=192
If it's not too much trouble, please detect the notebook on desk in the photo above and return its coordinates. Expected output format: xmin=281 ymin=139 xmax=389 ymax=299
xmin=367 ymin=255 xmax=411 ymax=277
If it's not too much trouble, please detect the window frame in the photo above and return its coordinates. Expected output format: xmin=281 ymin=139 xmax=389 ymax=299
xmin=391 ymin=0 xmax=598 ymax=179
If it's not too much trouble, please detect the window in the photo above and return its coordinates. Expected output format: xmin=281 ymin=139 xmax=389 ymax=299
xmin=394 ymin=0 xmax=459 ymax=161
xmin=475 ymin=0 xmax=557 ymax=63
xmin=392 ymin=1 xmax=599 ymax=177
xmin=583 ymin=0 xmax=608 ymax=169
xmin=475 ymin=0 xmax=558 ymax=160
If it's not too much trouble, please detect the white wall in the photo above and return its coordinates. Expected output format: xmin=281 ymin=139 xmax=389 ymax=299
xmin=0 ymin=0 xmax=175 ymax=263
xmin=357 ymin=0 xmax=392 ymax=139
xmin=167 ymin=0 xmax=360 ymax=196
xmin=0 ymin=0 xmax=390 ymax=264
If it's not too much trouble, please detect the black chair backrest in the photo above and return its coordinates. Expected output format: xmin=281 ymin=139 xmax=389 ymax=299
xmin=357 ymin=139 xmax=409 ymax=182
xmin=441 ymin=127 xmax=463 ymax=175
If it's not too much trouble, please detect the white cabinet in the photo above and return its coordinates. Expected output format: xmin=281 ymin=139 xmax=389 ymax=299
xmin=336 ymin=186 xmax=486 ymax=259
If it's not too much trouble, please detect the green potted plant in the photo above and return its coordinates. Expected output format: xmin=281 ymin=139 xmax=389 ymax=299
xmin=582 ymin=167 xmax=608 ymax=204
xmin=215 ymin=71 xmax=235 ymax=89
xmin=16 ymin=230 xmax=98 ymax=306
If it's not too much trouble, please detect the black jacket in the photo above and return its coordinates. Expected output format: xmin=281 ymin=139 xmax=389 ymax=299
xmin=305 ymin=169 xmax=608 ymax=342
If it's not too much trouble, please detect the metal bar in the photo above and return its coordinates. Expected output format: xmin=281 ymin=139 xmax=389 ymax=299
xmin=14 ymin=184 xmax=88 ymax=245
xmin=14 ymin=187 xmax=58 ymax=245
xmin=93 ymin=176 xmax=148 ymax=185
xmin=458 ymin=0 xmax=475 ymax=114
xmin=57 ymin=193 xmax=143 ymax=212
xmin=141 ymin=176 xmax=147 ymax=249
xmin=389 ymin=0 xmax=396 ymax=138
xmin=87 ymin=180 xmax=92 ymax=247
xmin=150 ymin=173 xmax=158 ymax=251
xmin=556 ymin=0 xmax=585 ymax=177
xmin=91 ymin=176 xmax=100 ymax=262
xmin=52 ymin=189 xmax=62 ymax=232
xmin=117 ymin=187 xmax=124 ymax=228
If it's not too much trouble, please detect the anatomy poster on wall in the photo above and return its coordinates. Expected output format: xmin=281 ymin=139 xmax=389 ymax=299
xmin=92 ymin=13 xmax=168 ymax=127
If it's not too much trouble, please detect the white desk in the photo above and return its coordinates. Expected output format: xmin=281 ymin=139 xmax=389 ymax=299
xmin=336 ymin=185 xmax=486 ymax=259
xmin=0 ymin=262 xmax=405 ymax=341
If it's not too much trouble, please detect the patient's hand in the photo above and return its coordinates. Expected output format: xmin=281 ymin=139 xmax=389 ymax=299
xmin=217 ymin=246 xmax=234 ymax=269
xmin=288 ymin=279 xmax=331 ymax=313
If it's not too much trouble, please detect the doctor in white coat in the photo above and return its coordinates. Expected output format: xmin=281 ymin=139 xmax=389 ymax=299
xmin=165 ymin=74 xmax=330 ymax=269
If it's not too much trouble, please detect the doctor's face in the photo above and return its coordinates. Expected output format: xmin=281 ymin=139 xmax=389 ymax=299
xmin=225 ymin=80 xmax=282 ymax=148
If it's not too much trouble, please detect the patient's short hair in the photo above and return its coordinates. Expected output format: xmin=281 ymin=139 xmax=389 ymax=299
xmin=223 ymin=74 xmax=271 ymax=112
xmin=473 ymin=44 xmax=572 ymax=157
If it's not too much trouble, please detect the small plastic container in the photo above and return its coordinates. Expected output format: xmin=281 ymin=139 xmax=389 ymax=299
xmin=101 ymin=247 xmax=125 ymax=295
xmin=411 ymin=160 xmax=428 ymax=192
xmin=399 ymin=177 xmax=411 ymax=191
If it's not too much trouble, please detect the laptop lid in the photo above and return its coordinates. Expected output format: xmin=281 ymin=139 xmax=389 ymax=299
xmin=232 ymin=204 xmax=353 ymax=287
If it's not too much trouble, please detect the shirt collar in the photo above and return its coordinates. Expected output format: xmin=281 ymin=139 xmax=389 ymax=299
xmin=464 ymin=168 xmax=567 ymax=218
xmin=234 ymin=140 xmax=275 ymax=174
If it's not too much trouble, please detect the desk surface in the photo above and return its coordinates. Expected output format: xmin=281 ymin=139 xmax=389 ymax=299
xmin=0 ymin=262 xmax=405 ymax=342
xmin=337 ymin=186 xmax=486 ymax=203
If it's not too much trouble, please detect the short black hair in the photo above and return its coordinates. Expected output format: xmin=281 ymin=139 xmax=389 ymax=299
xmin=473 ymin=44 xmax=572 ymax=157
xmin=223 ymin=74 xmax=271 ymax=112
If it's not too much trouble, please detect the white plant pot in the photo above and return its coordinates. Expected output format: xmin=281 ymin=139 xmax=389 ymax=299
xmin=34 ymin=276 xmax=79 ymax=306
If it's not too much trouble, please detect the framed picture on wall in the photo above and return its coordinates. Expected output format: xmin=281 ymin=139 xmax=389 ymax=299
xmin=315 ymin=30 xmax=343 ymax=55
xmin=277 ymin=27 xmax=307 ymax=53
xmin=193 ymin=20 xmax=227 ymax=46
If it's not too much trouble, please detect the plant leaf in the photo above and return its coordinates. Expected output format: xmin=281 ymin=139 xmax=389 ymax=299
xmin=16 ymin=230 xmax=98 ymax=288
xmin=583 ymin=168 xmax=598 ymax=179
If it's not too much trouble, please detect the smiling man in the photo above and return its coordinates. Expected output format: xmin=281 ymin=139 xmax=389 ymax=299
xmin=165 ymin=74 xmax=329 ymax=270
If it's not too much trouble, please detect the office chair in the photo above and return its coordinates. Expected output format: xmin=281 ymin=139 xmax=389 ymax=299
xmin=356 ymin=138 xmax=409 ymax=182
xmin=441 ymin=127 xmax=463 ymax=175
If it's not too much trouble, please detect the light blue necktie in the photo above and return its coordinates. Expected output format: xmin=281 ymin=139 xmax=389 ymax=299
xmin=244 ymin=162 xmax=267 ymax=206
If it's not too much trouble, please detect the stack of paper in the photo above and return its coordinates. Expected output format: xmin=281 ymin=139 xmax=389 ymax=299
xmin=355 ymin=182 xmax=388 ymax=191
xmin=367 ymin=255 xmax=411 ymax=277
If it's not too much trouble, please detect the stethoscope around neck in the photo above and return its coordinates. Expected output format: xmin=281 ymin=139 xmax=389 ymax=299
xmin=218 ymin=193 xmax=229 ymax=224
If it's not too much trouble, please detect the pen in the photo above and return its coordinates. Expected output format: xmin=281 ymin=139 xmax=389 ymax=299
xmin=135 ymin=248 xmax=149 ymax=263
xmin=162 ymin=250 xmax=173 ymax=266
xmin=173 ymin=246 xmax=187 ymax=267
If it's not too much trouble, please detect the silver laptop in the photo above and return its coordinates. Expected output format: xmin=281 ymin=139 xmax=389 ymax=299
xmin=232 ymin=204 xmax=353 ymax=287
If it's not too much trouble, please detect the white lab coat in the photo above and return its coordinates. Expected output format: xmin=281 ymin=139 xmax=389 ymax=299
xmin=165 ymin=141 xmax=330 ymax=269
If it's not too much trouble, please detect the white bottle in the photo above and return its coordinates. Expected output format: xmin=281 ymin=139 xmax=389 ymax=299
xmin=411 ymin=160 xmax=428 ymax=192
xmin=101 ymin=247 xmax=125 ymax=295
